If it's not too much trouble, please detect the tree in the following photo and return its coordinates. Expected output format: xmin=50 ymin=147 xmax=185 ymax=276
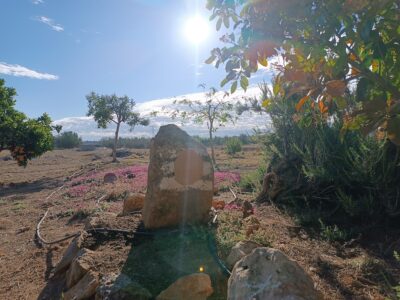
xmin=205 ymin=0 xmax=400 ymax=145
xmin=86 ymin=92 xmax=149 ymax=162
xmin=169 ymin=86 xmax=236 ymax=168
xmin=0 ymin=79 xmax=58 ymax=166
xmin=54 ymin=131 xmax=82 ymax=149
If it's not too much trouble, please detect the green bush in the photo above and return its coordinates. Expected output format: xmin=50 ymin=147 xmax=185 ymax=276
xmin=100 ymin=137 xmax=150 ymax=149
xmin=225 ymin=137 xmax=242 ymax=156
xmin=54 ymin=131 xmax=82 ymax=149
xmin=239 ymin=165 xmax=266 ymax=193
xmin=258 ymin=85 xmax=400 ymax=228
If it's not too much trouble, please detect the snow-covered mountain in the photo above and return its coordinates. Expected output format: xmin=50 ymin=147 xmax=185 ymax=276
xmin=54 ymin=86 xmax=272 ymax=140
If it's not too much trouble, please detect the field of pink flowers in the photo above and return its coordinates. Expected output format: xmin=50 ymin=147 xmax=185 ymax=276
xmin=66 ymin=165 xmax=240 ymax=199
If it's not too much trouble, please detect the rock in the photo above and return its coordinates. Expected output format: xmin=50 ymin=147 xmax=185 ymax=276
xmin=64 ymin=270 xmax=99 ymax=300
xmin=143 ymin=125 xmax=214 ymax=229
xmin=54 ymin=232 xmax=86 ymax=274
xmin=156 ymin=273 xmax=213 ymax=300
xmin=242 ymin=200 xmax=254 ymax=218
xmin=66 ymin=248 xmax=96 ymax=288
xmin=122 ymin=193 xmax=145 ymax=215
xmin=212 ymin=199 xmax=225 ymax=210
xmin=96 ymin=273 xmax=152 ymax=300
xmin=228 ymin=247 xmax=322 ymax=300
xmin=104 ymin=172 xmax=118 ymax=184
xmin=226 ymin=241 xmax=262 ymax=269
xmin=84 ymin=213 xmax=117 ymax=230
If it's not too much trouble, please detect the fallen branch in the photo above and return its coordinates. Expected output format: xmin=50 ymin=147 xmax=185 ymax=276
xmin=35 ymin=209 xmax=80 ymax=245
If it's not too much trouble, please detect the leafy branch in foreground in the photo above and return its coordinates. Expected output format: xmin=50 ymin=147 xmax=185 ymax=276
xmin=205 ymin=0 xmax=400 ymax=145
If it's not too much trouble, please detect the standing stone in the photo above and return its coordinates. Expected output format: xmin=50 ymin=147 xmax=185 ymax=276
xmin=143 ymin=124 xmax=214 ymax=229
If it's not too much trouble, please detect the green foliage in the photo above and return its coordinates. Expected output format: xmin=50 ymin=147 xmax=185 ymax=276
xmin=54 ymin=131 xmax=82 ymax=149
xmin=319 ymin=219 xmax=349 ymax=242
xmin=225 ymin=137 xmax=242 ymax=156
xmin=253 ymin=83 xmax=400 ymax=227
xmin=206 ymin=0 xmax=400 ymax=145
xmin=239 ymin=165 xmax=267 ymax=193
xmin=100 ymin=137 xmax=151 ymax=149
xmin=166 ymin=86 xmax=237 ymax=167
xmin=86 ymin=92 xmax=149 ymax=161
xmin=0 ymin=79 xmax=56 ymax=166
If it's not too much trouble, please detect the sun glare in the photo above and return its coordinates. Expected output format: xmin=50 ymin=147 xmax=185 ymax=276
xmin=184 ymin=15 xmax=210 ymax=45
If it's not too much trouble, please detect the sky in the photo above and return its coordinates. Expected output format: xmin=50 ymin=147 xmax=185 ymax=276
xmin=0 ymin=0 xmax=272 ymax=132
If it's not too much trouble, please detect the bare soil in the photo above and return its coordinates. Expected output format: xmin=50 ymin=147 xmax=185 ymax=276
xmin=0 ymin=146 xmax=399 ymax=299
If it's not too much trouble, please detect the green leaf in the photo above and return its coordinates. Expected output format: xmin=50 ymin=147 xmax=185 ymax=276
xmin=205 ymin=55 xmax=216 ymax=64
xmin=220 ymin=77 xmax=229 ymax=87
xmin=223 ymin=16 xmax=229 ymax=28
xmin=216 ymin=18 xmax=222 ymax=31
xmin=240 ymin=76 xmax=249 ymax=91
xmin=230 ymin=81 xmax=238 ymax=94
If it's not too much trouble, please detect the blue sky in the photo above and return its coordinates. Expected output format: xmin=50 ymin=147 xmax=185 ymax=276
xmin=0 ymin=0 xmax=269 ymax=120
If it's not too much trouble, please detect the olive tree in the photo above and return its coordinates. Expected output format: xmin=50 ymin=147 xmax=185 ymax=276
xmin=169 ymin=86 xmax=236 ymax=168
xmin=86 ymin=92 xmax=149 ymax=162
xmin=0 ymin=79 xmax=58 ymax=166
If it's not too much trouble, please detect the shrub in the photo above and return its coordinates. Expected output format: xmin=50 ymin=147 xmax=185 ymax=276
xmin=239 ymin=165 xmax=266 ymax=193
xmin=257 ymin=85 xmax=400 ymax=228
xmin=100 ymin=137 xmax=150 ymax=149
xmin=54 ymin=131 xmax=82 ymax=149
xmin=225 ymin=137 xmax=242 ymax=156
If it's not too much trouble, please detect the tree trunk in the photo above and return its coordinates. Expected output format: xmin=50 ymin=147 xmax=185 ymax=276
xmin=209 ymin=128 xmax=217 ymax=170
xmin=112 ymin=122 xmax=120 ymax=162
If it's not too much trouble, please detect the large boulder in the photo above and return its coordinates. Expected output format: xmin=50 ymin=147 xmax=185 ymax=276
xmin=143 ymin=125 xmax=214 ymax=229
xmin=228 ymin=247 xmax=322 ymax=300
xmin=156 ymin=273 xmax=213 ymax=300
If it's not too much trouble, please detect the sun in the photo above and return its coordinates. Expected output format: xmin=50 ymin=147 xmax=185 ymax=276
xmin=184 ymin=15 xmax=210 ymax=45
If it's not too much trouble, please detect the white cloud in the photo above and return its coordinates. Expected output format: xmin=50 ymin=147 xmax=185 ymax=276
xmin=0 ymin=62 xmax=59 ymax=80
xmin=32 ymin=0 xmax=44 ymax=4
xmin=36 ymin=16 xmax=64 ymax=32
xmin=54 ymin=86 xmax=272 ymax=140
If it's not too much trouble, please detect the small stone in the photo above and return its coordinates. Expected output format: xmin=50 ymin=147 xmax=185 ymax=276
xmin=64 ymin=271 xmax=99 ymax=300
xmin=84 ymin=213 xmax=117 ymax=230
xmin=156 ymin=273 xmax=213 ymax=300
xmin=226 ymin=240 xmax=262 ymax=269
xmin=122 ymin=193 xmax=145 ymax=215
xmin=242 ymin=200 xmax=254 ymax=219
xmin=104 ymin=172 xmax=118 ymax=184
xmin=212 ymin=199 xmax=225 ymax=210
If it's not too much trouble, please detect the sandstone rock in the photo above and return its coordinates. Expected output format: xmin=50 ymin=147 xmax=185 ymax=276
xmin=96 ymin=273 xmax=152 ymax=300
xmin=54 ymin=232 xmax=86 ymax=274
xmin=66 ymin=248 xmax=96 ymax=288
xmin=143 ymin=125 xmax=213 ymax=229
xmin=104 ymin=172 xmax=118 ymax=184
xmin=64 ymin=270 xmax=99 ymax=300
xmin=156 ymin=273 xmax=213 ymax=300
xmin=212 ymin=199 xmax=225 ymax=210
xmin=226 ymin=240 xmax=262 ymax=269
xmin=228 ymin=247 xmax=322 ymax=300
xmin=122 ymin=193 xmax=145 ymax=215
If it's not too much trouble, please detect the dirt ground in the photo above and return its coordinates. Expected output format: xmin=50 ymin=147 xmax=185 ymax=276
xmin=0 ymin=146 xmax=399 ymax=299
